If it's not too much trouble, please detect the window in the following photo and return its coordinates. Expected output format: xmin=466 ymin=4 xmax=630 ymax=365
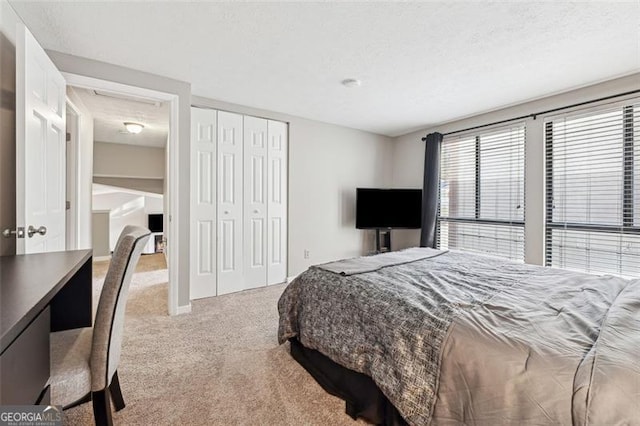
xmin=437 ymin=125 xmax=525 ymax=260
xmin=545 ymin=102 xmax=640 ymax=278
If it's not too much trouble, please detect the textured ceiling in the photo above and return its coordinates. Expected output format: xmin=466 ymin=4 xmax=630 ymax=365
xmin=11 ymin=1 xmax=640 ymax=137
xmin=71 ymin=87 xmax=169 ymax=147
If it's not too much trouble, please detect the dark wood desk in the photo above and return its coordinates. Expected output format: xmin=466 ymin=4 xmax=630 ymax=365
xmin=0 ymin=249 xmax=93 ymax=404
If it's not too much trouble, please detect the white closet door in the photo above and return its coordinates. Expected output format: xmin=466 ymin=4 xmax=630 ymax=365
xmin=190 ymin=107 xmax=217 ymax=299
xmin=267 ymin=120 xmax=288 ymax=285
xmin=243 ymin=116 xmax=268 ymax=289
xmin=217 ymin=111 xmax=244 ymax=295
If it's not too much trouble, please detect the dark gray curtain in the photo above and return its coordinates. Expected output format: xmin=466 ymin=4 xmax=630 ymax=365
xmin=420 ymin=132 xmax=443 ymax=247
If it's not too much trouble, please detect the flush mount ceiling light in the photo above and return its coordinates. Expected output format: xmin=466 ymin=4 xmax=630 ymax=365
xmin=341 ymin=78 xmax=362 ymax=88
xmin=124 ymin=122 xmax=144 ymax=134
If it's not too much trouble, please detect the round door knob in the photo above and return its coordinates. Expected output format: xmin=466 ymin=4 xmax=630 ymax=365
xmin=224 ymin=211 xmax=229 ymax=215
xmin=253 ymin=209 xmax=259 ymax=214
xmin=27 ymin=225 xmax=47 ymax=238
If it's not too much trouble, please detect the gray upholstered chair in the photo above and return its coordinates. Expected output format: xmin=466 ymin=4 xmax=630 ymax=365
xmin=49 ymin=225 xmax=151 ymax=426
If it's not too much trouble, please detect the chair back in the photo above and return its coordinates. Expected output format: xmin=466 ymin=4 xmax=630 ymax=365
xmin=90 ymin=225 xmax=151 ymax=391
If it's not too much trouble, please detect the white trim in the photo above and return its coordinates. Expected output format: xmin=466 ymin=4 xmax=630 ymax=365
xmin=286 ymin=275 xmax=298 ymax=283
xmin=176 ymin=303 xmax=192 ymax=315
xmin=61 ymin=73 xmax=175 ymax=102
xmin=65 ymin=98 xmax=81 ymax=250
xmin=93 ymin=255 xmax=111 ymax=262
xmin=64 ymin=72 xmax=181 ymax=317
xmin=167 ymin=97 xmax=180 ymax=315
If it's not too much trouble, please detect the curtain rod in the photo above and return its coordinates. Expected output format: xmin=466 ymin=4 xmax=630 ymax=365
xmin=421 ymin=88 xmax=640 ymax=141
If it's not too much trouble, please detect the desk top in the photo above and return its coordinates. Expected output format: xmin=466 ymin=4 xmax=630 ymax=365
xmin=0 ymin=249 xmax=92 ymax=353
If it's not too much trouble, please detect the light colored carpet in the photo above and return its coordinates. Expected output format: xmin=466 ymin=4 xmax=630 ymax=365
xmin=64 ymin=255 xmax=359 ymax=425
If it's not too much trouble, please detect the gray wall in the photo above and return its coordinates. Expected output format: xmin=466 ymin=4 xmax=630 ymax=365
xmin=93 ymin=177 xmax=163 ymax=194
xmin=92 ymin=211 xmax=110 ymax=257
xmin=94 ymin=141 xmax=165 ymax=179
xmin=192 ymin=96 xmax=394 ymax=278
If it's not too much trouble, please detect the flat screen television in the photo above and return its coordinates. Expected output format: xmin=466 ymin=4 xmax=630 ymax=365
xmin=356 ymin=188 xmax=422 ymax=229
xmin=148 ymin=214 xmax=163 ymax=233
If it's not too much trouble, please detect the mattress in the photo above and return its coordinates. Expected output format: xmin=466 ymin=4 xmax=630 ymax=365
xmin=278 ymin=248 xmax=640 ymax=425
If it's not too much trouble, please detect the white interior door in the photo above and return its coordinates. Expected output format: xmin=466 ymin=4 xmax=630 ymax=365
xmin=267 ymin=120 xmax=288 ymax=284
xmin=190 ymin=107 xmax=217 ymax=299
xmin=16 ymin=24 xmax=66 ymax=254
xmin=217 ymin=111 xmax=244 ymax=295
xmin=243 ymin=116 xmax=268 ymax=289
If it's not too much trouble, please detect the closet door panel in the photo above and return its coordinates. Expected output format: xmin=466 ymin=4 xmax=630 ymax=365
xmin=267 ymin=120 xmax=288 ymax=285
xmin=243 ymin=116 xmax=268 ymax=289
xmin=190 ymin=107 xmax=217 ymax=299
xmin=217 ymin=111 xmax=244 ymax=295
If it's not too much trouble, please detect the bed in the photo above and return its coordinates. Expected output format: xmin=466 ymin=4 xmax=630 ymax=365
xmin=277 ymin=248 xmax=640 ymax=425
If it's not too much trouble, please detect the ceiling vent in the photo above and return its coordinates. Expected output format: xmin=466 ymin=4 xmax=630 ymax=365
xmin=92 ymin=89 xmax=162 ymax=107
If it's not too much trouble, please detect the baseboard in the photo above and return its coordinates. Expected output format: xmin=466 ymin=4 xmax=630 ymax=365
xmin=176 ymin=303 xmax=192 ymax=315
xmin=287 ymin=275 xmax=298 ymax=283
xmin=93 ymin=255 xmax=111 ymax=262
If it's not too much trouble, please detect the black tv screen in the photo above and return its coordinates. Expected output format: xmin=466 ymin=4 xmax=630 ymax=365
xmin=148 ymin=214 xmax=163 ymax=232
xmin=356 ymin=188 xmax=422 ymax=229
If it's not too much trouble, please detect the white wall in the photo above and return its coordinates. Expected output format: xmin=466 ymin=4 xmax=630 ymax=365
xmin=92 ymin=176 xmax=163 ymax=194
xmin=192 ymin=96 xmax=394 ymax=278
xmin=144 ymin=195 xmax=163 ymax=213
xmin=93 ymin=191 xmax=163 ymax=251
xmin=93 ymin=141 xmax=165 ymax=179
xmin=93 ymin=192 xmax=140 ymax=211
xmin=108 ymin=197 xmax=146 ymax=250
xmin=391 ymin=73 xmax=640 ymax=265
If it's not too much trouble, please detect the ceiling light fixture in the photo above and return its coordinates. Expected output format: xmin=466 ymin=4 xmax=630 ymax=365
xmin=124 ymin=122 xmax=144 ymax=134
xmin=341 ymin=78 xmax=362 ymax=88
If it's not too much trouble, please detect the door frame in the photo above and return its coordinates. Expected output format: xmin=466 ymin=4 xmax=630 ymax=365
xmin=63 ymin=73 xmax=182 ymax=316
xmin=65 ymin=99 xmax=81 ymax=250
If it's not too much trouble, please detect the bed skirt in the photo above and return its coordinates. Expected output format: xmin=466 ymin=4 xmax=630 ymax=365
xmin=289 ymin=338 xmax=407 ymax=426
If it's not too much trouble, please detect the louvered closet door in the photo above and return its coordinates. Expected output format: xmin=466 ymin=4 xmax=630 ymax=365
xmin=267 ymin=120 xmax=288 ymax=285
xmin=190 ymin=108 xmax=217 ymax=299
xmin=243 ymin=116 xmax=268 ymax=289
xmin=217 ymin=111 xmax=244 ymax=295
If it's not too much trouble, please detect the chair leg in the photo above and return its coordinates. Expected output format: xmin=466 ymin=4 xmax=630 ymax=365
xmin=92 ymin=389 xmax=113 ymax=426
xmin=109 ymin=371 xmax=126 ymax=411
xmin=63 ymin=393 xmax=91 ymax=410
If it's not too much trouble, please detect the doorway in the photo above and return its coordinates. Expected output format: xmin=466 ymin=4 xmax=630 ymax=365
xmin=64 ymin=74 xmax=180 ymax=316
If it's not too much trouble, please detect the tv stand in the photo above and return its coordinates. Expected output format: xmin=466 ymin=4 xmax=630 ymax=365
xmin=375 ymin=229 xmax=392 ymax=254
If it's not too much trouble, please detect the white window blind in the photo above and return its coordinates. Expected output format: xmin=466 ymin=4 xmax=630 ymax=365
xmin=437 ymin=124 xmax=525 ymax=261
xmin=545 ymin=101 xmax=640 ymax=278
